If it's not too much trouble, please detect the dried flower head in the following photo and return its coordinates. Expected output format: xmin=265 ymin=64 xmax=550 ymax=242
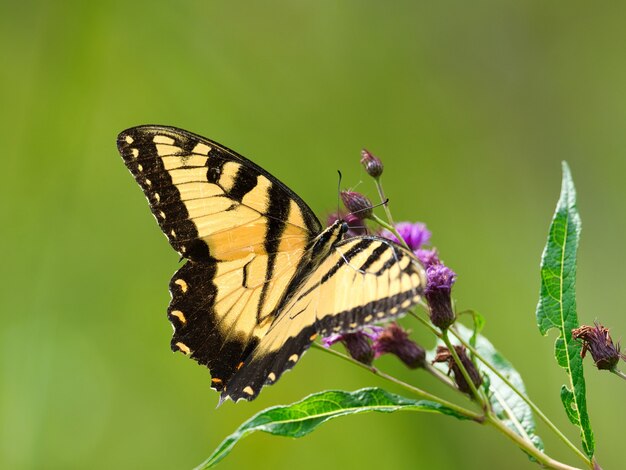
xmin=360 ymin=149 xmax=384 ymax=178
xmin=322 ymin=326 xmax=384 ymax=365
xmin=424 ymin=263 xmax=457 ymax=330
xmin=572 ymin=322 xmax=624 ymax=370
xmin=373 ymin=323 xmax=426 ymax=369
xmin=381 ymin=222 xmax=431 ymax=252
xmin=433 ymin=345 xmax=482 ymax=396
xmin=340 ymin=191 xmax=373 ymax=220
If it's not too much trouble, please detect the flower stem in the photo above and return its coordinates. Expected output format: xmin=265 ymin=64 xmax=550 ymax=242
xmin=371 ymin=214 xmax=411 ymax=251
xmin=314 ymin=342 xmax=584 ymax=469
xmin=311 ymin=342 xmax=483 ymax=422
xmin=373 ymin=178 xmax=396 ymax=228
xmin=611 ymin=368 xmax=626 ymax=381
xmin=441 ymin=330 xmax=485 ymax=407
xmin=449 ymin=328 xmax=591 ymax=467
xmin=410 ymin=308 xmax=441 ymax=337
xmin=423 ymin=362 xmax=456 ymax=388
xmin=486 ymin=414 xmax=583 ymax=470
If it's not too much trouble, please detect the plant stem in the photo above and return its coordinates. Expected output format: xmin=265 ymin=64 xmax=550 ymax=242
xmin=373 ymin=178 xmax=396 ymax=227
xmin=449 ymin=328 xmax=591 ymax=467
xmin=410 ymin=309 xmax=441 ymax=337
xmin=424 ymin=362 xmax=456 ymax=388
xmin=441 ymin=330 xmax=485 ymax=407
xmin=312 ymin=342 xmax=483 ymax=422
xmin=611 ymin=368 xmax=626 ymax=381
xmin=314 ymin=342 xmax=584 ymax=470
xmin=486 ymin=414 xmax=583 ymax=470
xmin=413 ymin=311 xmax=492 ymax=410
xmin=371 ymin=214 xmax=410 ymax=251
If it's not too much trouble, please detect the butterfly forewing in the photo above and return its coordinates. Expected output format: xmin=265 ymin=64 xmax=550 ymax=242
xmin=117 ymin=125 xmax=322 ymax=262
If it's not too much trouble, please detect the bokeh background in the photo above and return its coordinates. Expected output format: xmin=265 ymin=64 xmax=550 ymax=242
xmin=2 ymin=1 xmax=625 ymax=469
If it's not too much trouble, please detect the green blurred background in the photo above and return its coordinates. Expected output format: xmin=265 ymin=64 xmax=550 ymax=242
xmin=2 ymin=1 xmax=625 ymax=469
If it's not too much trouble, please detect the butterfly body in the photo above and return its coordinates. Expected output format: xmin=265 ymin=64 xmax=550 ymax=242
xmin=117 ymin=125 xmax=425 ymax=402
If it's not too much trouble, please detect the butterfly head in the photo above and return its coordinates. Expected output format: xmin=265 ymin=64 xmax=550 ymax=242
xmin=311 ymin=219 xmax=349 ymax=261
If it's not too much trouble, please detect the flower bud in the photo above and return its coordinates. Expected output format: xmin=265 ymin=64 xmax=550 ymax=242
xmin=424 ymin=264 xmax=457 ymax=330
xmin=340 ymin=190 xmax=373 ymax=219
xmin=433 ymin=345 xmax=482 ymax=396
xmin=322 ymin=326 xmax=383 ymax=365
xmin=341 ymin=333 xmax=375 ymax=365
xmin=373 ymin=323 xmax=426 ymax=369
xmin=572 ymin=323 xmax=624 ymax=370
xmin=360 ymin=149 xmax=384 ymax=178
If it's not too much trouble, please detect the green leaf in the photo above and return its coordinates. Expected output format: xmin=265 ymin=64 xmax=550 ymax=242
xmin=460 ymin=309 xmax=486 ymax=348
xmin=435 ymin=324 xmax=544 ymax=453
xmin=535 ymin=162 xmax=594 ymax=457
xmin=198 ymin=388 xmax=469 ymax=468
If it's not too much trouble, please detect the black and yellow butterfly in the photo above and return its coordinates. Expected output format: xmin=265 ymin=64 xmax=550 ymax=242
xmin=117 ymin=125 xmax=425 ymax=402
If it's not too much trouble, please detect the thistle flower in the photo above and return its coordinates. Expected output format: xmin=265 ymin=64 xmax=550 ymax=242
xmin=572 ymin=322 xmax=624 ymax=370
xmin=415 ymin=248 xmax=440 ymax=268
xmin=340 ymin=191 xmax=374 ymax=220
xmin=360 ymin=149 xmax=384 ymax=178
xmin=322 ymin=326 xmax=384 ymax=365
xmin=326 ymin=212 xmax=368 ymax=237
xmin=433 ymin=345 xmax=482 ymax=396
xmin=381 ymin=222 xmax=431 ymax=252
xmin=424 ymin=263 xmax=457 ymax=330
xmin=373 ymin=323 xmax=426 ymax=369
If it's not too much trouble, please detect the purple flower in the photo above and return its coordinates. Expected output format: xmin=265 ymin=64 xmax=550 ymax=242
xmin=424 ymin=263 xmax=457 ymax=330
xmin=322 ymin=326 xmax=384 ymax=365
xmin=381 ymin=222 xmax=431 ymax=251
xmin=360 ymin=149 xmax=384 ymax=178
xmin=322 ymin=326 xmax=384 ymax=347
xmin=373 ymin=323 xmax=425 ymax=369
xmin=415 ymin=248 xmax=440 ymax=268
xmin=425 ymin=264 xmax=456 ymax=293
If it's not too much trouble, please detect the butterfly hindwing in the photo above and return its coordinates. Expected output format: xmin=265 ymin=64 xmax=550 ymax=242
xmin=168 ymin=246 xmax=315 ymax=391
xmin=222 ymin=236 xmax=425 ymax=401
xmin=168 ymin=261 xmax=258 ymax=392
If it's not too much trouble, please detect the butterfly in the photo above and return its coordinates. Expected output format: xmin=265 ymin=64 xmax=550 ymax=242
xmin=117 ymin=125 xmax=425 ymax=402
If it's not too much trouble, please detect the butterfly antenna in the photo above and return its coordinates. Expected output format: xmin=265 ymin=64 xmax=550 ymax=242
xmin=337 ymin=170 xmax=343 ymax=214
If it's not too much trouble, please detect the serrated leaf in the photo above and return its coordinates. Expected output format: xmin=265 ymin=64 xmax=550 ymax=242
xmin=198 ymin=388 xmax=469 ymax=468
xmin=433 ymin=324 xmax=544 ymax=453
xmin=535 ymin=162 xmax=594 ymax=457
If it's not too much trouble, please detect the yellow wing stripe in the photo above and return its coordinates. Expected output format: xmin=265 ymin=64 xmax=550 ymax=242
xmin=160 ymin=154 xmax=209 ymax=170
xmin=218 ymin=161 xmax=240 ymax=192
xmin=241 ymin=175 xmax=272 ymax=214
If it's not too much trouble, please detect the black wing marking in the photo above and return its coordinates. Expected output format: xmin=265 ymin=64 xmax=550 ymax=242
xmin=117 ymin=125 xmax=322 ymax=262
xmin=222 ymin=236 xmax=425 ymax=401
